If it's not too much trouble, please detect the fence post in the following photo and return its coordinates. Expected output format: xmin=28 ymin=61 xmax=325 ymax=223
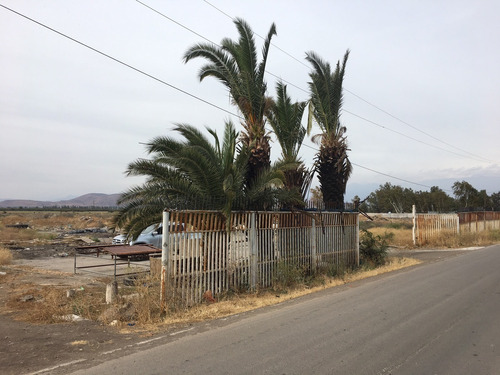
xmin=249 ymin=212 xmax=257 ymax=291
xmin=311 ymin=218 xmax=317 ymax=272
xmin=355 ymin=213 xmax=360 ymax=267
xmin=412 ymin=205 xmax=417 ymax=246
xmin=161 ymin=210 xmax=170 ymax=310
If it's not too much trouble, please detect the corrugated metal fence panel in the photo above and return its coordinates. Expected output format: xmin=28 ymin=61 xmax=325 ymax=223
xmin=458 ymin=212 xmax=500 ymax=232
xmin=164 ymin=211 xmax=358 ymax=305
xmin=416 ymin=212 xmax=500 ymax=244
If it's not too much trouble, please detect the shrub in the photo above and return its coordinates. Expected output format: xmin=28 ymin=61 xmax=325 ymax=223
xmin=0 ymin=246 xmax=13 ymax=265
xmin=273 ymin=260 xmax=310 ymax=290
xmin=359 ymin=229 xmax=391 ymax=267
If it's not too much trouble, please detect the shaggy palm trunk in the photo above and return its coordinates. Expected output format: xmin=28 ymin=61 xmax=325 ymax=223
xmin=317 ymin=141 xmax=349 ymax=210
xmin=245 ymin=136 xmax=271 ymax=189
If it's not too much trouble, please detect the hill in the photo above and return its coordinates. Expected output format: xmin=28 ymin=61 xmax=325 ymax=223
xmin=0 ymin=193 xmax=120 ymax=208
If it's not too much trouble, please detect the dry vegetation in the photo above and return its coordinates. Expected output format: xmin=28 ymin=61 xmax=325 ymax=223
xmin=0 ymin=211 xmax=115 ymax=231
xmin=361 ymin=216 xmax=500 ymax=249
xmin=0 ymin=211 xmax=117 ymax=256
xmin=0 ymin=245 xmax=13 ymax=265
xmin=2 ymin=210 xmax=499 ymax=331
xmin=2 ymin=256 xmax=420 ymax=330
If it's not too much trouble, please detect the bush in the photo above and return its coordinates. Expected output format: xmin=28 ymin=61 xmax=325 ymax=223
xmin=0 ymin=246 xmax=13 ymax=265
xmin=359 ymin=230 xmax=391 ymax=267
xmin=273 ymin=260 xmax=310 ymax=290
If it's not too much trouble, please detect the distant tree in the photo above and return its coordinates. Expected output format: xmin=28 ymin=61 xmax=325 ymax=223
xmin=310 ymin=186 xmax=323 ymax=202
xmin=490 ymin=192 xmax=500 ymax=211
xmin=364 ymin=183 xmax=415 ymax=213
xmin=452 ymin=181 xmax=479 ymax=209
xmin=477 ymin=189 xmax=492 ymax=210
xmin=415 ymin=186 xmax=456 ymax=213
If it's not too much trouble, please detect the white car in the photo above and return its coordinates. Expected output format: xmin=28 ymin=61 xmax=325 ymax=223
xmin=113 ymin=223 xmax=200 ymax=250
xmin=113 ymin=223 xmax=163 ymax=248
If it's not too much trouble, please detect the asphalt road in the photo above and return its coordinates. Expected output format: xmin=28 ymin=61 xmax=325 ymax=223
xmin=67 ymin=245 xmax=500 ymax=375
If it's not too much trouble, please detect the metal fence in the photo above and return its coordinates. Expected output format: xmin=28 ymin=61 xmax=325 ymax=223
xmin=415 ymin=211 xmax=500 ymax=244
xmin=458 ymin=212 xmax=500 ymax=233
xmin=159 ymin=210 xmax=359 ymax=305
xmin=415 ymin=214 xmax=459 ymax=244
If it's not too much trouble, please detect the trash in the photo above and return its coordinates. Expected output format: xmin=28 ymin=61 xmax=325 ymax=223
xmin=66 ymin=289 xmax=76 ymax=298
xmin=127 ymin=323 xmax=135 ymax=326
xmin=110 ymin=320 xmax=118 ymax=326
xmin=59 ymin=314 xmax=85 ymax=322
xmin=202 ymin=290 xmax=216 ymax=304
xmin=20 ymin=295 xmax=35 ymax=302
xmin=0 ymin=271 xmax=6 ymax=276
xmin=58 ymin=252 xmax=69 ymax=257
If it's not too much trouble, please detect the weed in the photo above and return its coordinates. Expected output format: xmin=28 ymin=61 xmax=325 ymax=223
xmin=359 ymin=229 xmax=391 ymax=267
xmin=273 ymin=260 xmax=310 ymax=290
xmin=0 ymin=246 xmax=13 ymax=265
xmin=421 ymin=229 xmax=500 ymax=248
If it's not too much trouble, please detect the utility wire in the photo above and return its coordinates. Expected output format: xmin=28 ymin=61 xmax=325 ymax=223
xmin=202 ymin=0 xmax=495 ymax=164
xmin=138 ymin=0 xmax=492 ymax=164
xmin=0 ymin=3 xmax=460 ymax=192
xmin=342 ymin=110 xmax=487 ymax=163
xmin=301 ymin=144 xmax=452 ymax=192
xmin=0 ymin=3 xmax=242 ymax=121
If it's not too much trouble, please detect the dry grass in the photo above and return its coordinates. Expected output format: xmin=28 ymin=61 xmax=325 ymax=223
xmin=365 ymin=217 xmax=500 ymax=250
xmin=0 ymin=210 xmax=116 ymax=248
xmin=0 ymin=245 xmax=13 ymax=265
xmin=4 ymin=257 xmax=420 ymax=330
xmin=0 ymin=211 xmax=115 ymax=233
xmin=161 ymin=256 xmax=421 ymax=327
xmin=420 ymin=229 xmax=500 ymax=248
xmin=368 ymin=227 xmax=414 ymax=248
xmin=6 ymin=282 xmax=106 ymax=323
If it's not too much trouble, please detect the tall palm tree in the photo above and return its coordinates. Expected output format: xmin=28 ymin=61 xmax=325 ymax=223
xmin=183 ymin=18 xmax=276 ymax=188
xmin=267 ymin=81 xmax=312 ymax=202
xmin=306 ymin=50 xmax=352 ymax=210
xmin=113 ymin=122 xmax=291 ymax=238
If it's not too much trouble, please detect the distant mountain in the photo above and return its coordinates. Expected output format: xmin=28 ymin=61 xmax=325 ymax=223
xmin=0 ymin=193 xmax=121 ymax=208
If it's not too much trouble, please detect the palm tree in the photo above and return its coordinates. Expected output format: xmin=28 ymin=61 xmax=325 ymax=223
xmin=113 ymin=122 xmax=292 ymax=238
xmin=306 ymin=50 xmax=352 ymax=210
xmin=183 ymin=18 xmax=276 ymax=188
xmin=267 ymin=81 xmax=312 ymax=203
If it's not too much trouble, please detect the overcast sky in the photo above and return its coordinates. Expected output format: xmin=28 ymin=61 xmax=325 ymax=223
xmin=1 ymin=0 xmax=499 ymax=202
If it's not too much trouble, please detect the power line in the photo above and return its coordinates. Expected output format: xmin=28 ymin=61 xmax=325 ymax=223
xmin=342 ymin=110 xmax=487 ymax=163
xmin=0 ymin=4 xmax=466 ymax=192
xmin=0 ymin=3 xmax=242 ymax=121
xmin=343 ymin=88 xmax=496 ymax=163
xmin=202 ymin=0 xmax=495 ymax=165
xmin=135 ymin=0 xmax=492 ymax=165
xmin=301 ymin=144 xmax=452 ymax=192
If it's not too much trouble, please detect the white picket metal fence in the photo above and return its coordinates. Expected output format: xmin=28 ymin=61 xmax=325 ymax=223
xmin=159 ymin=210 xmax=359 ymax=305
xmin=414 ymin=211 xmax=500 ymax=245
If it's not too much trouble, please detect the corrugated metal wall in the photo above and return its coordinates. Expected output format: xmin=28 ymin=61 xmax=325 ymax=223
xmin=415 ymin=211 xmax=500 ymax=245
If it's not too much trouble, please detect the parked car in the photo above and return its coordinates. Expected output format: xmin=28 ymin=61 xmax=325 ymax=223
xmin=112 ymin=223 xmax=163 ymax=248
xmin=113 ymin=223 xmax=201 ymax=251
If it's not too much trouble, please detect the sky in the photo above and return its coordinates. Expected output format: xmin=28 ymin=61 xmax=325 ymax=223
xmin=1 ymin=0 xmax=499 ymax=202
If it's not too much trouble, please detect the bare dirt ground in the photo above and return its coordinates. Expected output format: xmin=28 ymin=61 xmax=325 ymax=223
xmin=0 ymin=211 xmax=483 ymax=375
xmin=0 ymin=212 xmax=157 ymax=374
